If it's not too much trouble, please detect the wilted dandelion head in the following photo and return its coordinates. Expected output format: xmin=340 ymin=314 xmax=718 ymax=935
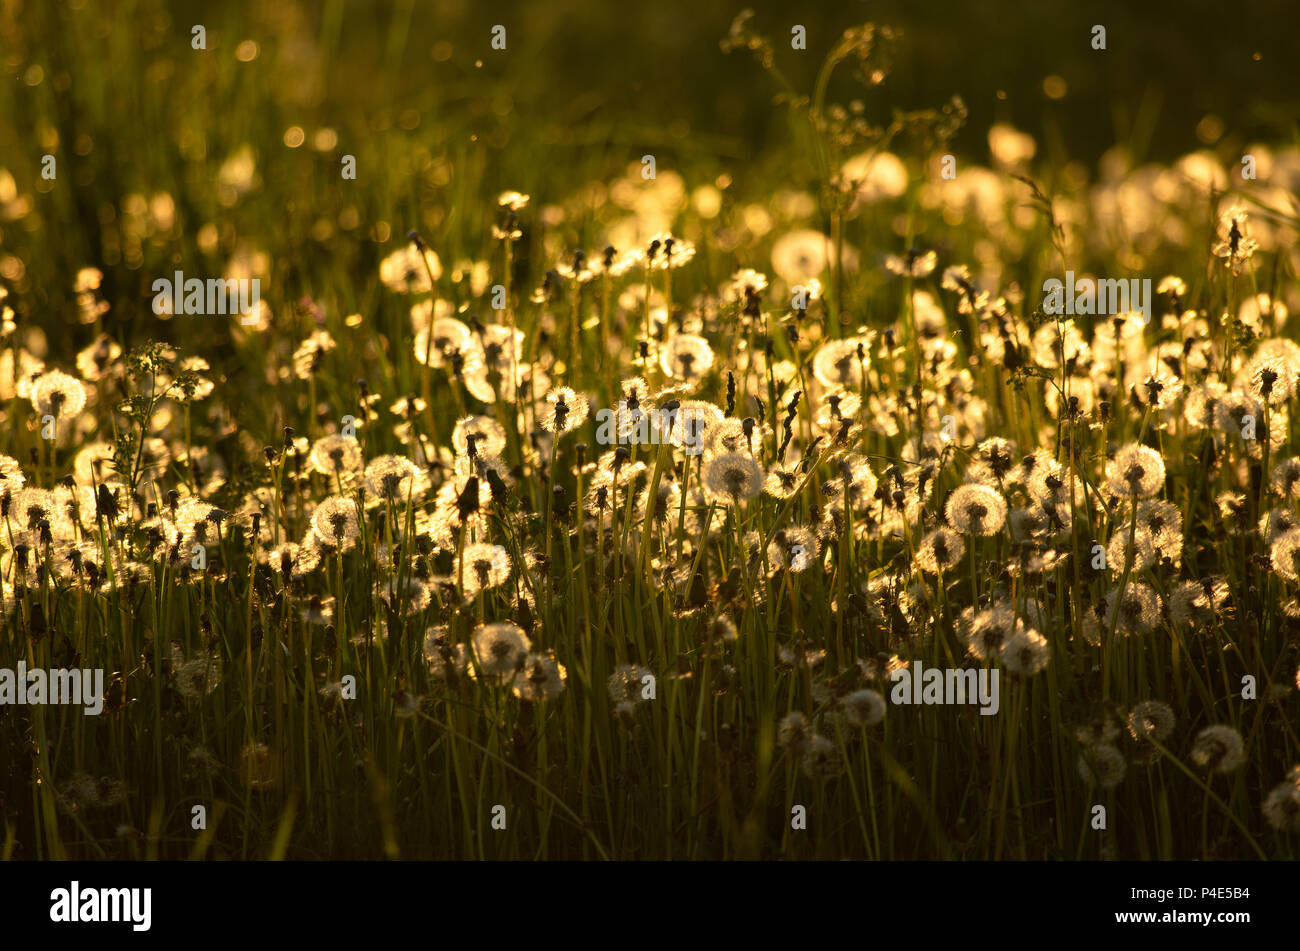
xmin=1190 ymin=725 xmax=1245 ymax=773
xmin=556 ymin=248 xmax=603 ymax=283
xmin=703 ymin=452 xmax=763 ymax=503
xmin=467 ymin=322 xmax=526 ymax=379
xmin=970 ymin=436 xmax=1017 ymax=482
xmin=814 ymin=388 xmax=862 ymax=435
xmin=914 ymin=526 xmax=965 ymax=575
xmin=945 ymin=483 xmax=1008 ymax=536
xmin=470 ymin=621 xmax=531 ymax=679
xmin=1105 ymin=443 xmax=1166 ymax=499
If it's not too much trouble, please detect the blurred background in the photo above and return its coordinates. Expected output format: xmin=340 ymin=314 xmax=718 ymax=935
xmin=0 ymin=0 xmax=1296 ymax=337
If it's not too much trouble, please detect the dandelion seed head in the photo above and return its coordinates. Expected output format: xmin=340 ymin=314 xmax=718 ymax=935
xmin=380 ymin=244 xmax=442 ymax=293
xmin=1077 ymin=743 xmax=1127 ymax=789
xmin=659 ymin=334 xmax=715 ymax=382
xmin=945 ymin=483 xmax=1008 ymax=536
xmin=703 ymin=452 xmax=763 ymax=503
xmin=811 ymin=336 xmax=870 ymax=388
xmin=999 ymin=623 xmax=1050 ymax=675
xmin=512 ymin=650 xmax=567 ymax=701
xmin=1190 ymin=725 xmax=1246 ymax=773
xmin=470 ymin=621 xmax=531 ymax=679
xmin=539 ymin=386 xmax=590 ymax=435
xmin=914 ymin=527 xmax=965 ymax=575
xmin=309 ymin=433 xmax=363 ymax=478
xmin=801 ymin=734 xmax=845 ymax=777
xmin=1105 ymin=443 xmax=1166 ymax=499
xmin=608 ymin=664 xmax=653 ymax=712
xmin=458 ymin=542 xmax=511 ymax=595
xmin=364 ymin=454 xmax=425 ymax=502
xmin=1262 ymin=767 xmax=1300 ymax=831
xmin=30 ymin=369 xmax=87 ymax=420
xmin=839 ymin=689 xmax=886 ymax=726
xmin=310 ymin=495 xmax=360 ymax=546
xmin=1098 ymin=582 xmax=1162 ymax=635
xmin=1126 ymin=700 xmax=1175 ymax=743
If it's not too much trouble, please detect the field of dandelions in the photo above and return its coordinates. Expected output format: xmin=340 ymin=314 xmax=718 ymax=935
xmin=1 ymin=7 xmax=1299 ymax=861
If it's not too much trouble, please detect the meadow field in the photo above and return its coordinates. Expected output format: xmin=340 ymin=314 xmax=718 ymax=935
xmin=0 ymin=0 xmax=1298 ymax=860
